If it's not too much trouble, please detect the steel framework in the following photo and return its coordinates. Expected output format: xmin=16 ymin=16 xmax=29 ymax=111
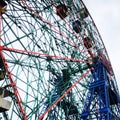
xmin=81 ymin=58 xmax=120 ymax=119
xmin=0 ymin=0 xmax=120 ymax=120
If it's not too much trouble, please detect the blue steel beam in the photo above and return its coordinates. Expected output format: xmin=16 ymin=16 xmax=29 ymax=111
xmin=81 ymin=58 xmax=120 ymax=120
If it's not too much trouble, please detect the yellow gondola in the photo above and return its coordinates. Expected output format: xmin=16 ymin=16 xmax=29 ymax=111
xmin=0 ymin=0 xmax=7 ymax=14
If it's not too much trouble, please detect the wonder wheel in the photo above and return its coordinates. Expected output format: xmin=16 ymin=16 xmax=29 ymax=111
xmin=0 ymin=0 xmax=120 ymax=120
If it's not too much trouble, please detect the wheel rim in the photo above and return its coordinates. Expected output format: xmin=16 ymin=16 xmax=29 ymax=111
xmin=0 ymin=0 xmax=118 ymax=120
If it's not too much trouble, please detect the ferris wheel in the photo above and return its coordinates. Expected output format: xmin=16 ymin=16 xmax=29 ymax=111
xmin=0 ymin=0 xmax=120 ymax=120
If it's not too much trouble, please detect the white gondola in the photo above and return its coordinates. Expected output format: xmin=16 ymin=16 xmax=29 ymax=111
xmin=0 ymin=88 xmax=12 ymax=112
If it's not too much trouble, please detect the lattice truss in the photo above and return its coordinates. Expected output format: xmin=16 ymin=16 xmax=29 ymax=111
xmin=0 ymin=0 xmax=119 ymax=120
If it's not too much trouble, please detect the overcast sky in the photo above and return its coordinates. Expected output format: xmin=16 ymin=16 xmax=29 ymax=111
xmin=84 ymin=0 xmax=120 ymax=90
